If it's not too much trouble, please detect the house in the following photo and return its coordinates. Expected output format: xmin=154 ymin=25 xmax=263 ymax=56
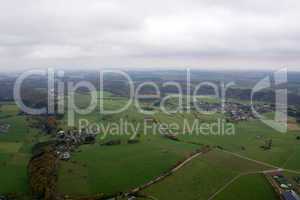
xmin=56 ymin=130 xmax=65 ymax=140
xmin=282 ymin=190 xmax=300 ymax=200
xmin=0 ymin=123 xmax=10 ymax=134
xmin=272 ymin=174 xmax=292 ymax=189
xmin=60 ymin=152 xmax=71 ymax=160
xmin=128 ymin=196 xmax=136 ymax=200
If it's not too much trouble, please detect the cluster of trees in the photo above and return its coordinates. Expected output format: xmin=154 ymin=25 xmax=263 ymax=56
xmin=28 ymin=144 xmax=58 ymax=200
xmin=261 ymin=139 xmax=273 ymax=150
xmin=29 ymin=116 xmax=59 ymax=134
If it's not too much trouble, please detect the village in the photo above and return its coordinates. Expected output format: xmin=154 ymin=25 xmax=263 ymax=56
xmin=190 ymin=100 xmax=274 ymax=122
xmin=54 ymin=128 xmax=97 ymax=160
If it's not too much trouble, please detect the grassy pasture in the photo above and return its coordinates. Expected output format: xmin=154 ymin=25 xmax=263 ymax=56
xmin=214 ymin=174 xmax=277 ymax=200
xmin=0 ymin=116 xmax=30 ymax=142
xmin=0 ymin=150 xmax=30 ymax=194
xmin=57 ymin=134 xmax=199 ymax=196
xmin=61 ymin=91 xmax=140 ymax=129
xmin=0 ymin=142 xmax=22 ymax=153
xmin=141 ymin=150 xmax=273 ymax=200
xmin=0 ymin=103 xmax=41 ymax=195
xmin=165 ymin=116 xmax=300 ymax=169
xmin=0 ymin=93 xmax=298 ymax=199
xmin=57 ymin=92 xmax=300 ymax=197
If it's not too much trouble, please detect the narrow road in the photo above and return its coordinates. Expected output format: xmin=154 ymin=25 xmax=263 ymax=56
xmin=217 ymin=149 xmax=278 ymax=169
xmin=207 ymin=171 xmax=266 ymax=200
xmin=207 ymin=174 xmax=242 ymax=200
xmin=171 ymin=152 xmax=202 ymax=173
xmin=139 ymin=148 xmax=300 ymax=200
xmin=218 ymin=148 xmax=300 ymax=174
xmin=129 ymin=151 xmax=205 ymax=194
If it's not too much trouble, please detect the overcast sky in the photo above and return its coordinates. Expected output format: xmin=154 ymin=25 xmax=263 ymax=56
xmin=0 ymin=0 xmax=299 ymax=71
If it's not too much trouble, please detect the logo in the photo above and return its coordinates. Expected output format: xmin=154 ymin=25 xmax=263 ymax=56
xmin=251 ymin=68 xmax=287 ymax=133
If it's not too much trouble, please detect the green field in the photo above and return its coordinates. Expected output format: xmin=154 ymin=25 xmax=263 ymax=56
xmin=214 ymin=174 xmax=277 ymax=200
xmin=57 ymin=92 xmax=300 ymax=197
xmin=57 ymin=134 xmax=199 ymax=195
xmin=0 ymin=103 xmax=41 ymax=195
xmin=141 ymin=150 xmax=274 ymax=200
xmin=171 ymin=118 xmax=300 ymax=170
xmin=1 ymin=92 xmax=300 ymax=199
xmin=0 ymin=156 xmax=29 ymax=194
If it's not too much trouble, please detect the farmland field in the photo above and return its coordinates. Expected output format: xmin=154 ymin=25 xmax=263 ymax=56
xmin=57 ymin=134 xmax=199 ymax=195
xmin=141 ymin=150 xmax=274 ymax=200
xmin=0 ymin=89 xmax=300 ymax=199
xmin=0 ymin=103 xmax=41 ymax=195
xmin=214 ymin=174 xmax=278 ymax=200
xmin=174 ymin=118 xmax=300 ymax=170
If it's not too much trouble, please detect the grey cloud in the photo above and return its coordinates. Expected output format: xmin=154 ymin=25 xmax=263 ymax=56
xmin=0 ymin=0 xmax=299 ymax=71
